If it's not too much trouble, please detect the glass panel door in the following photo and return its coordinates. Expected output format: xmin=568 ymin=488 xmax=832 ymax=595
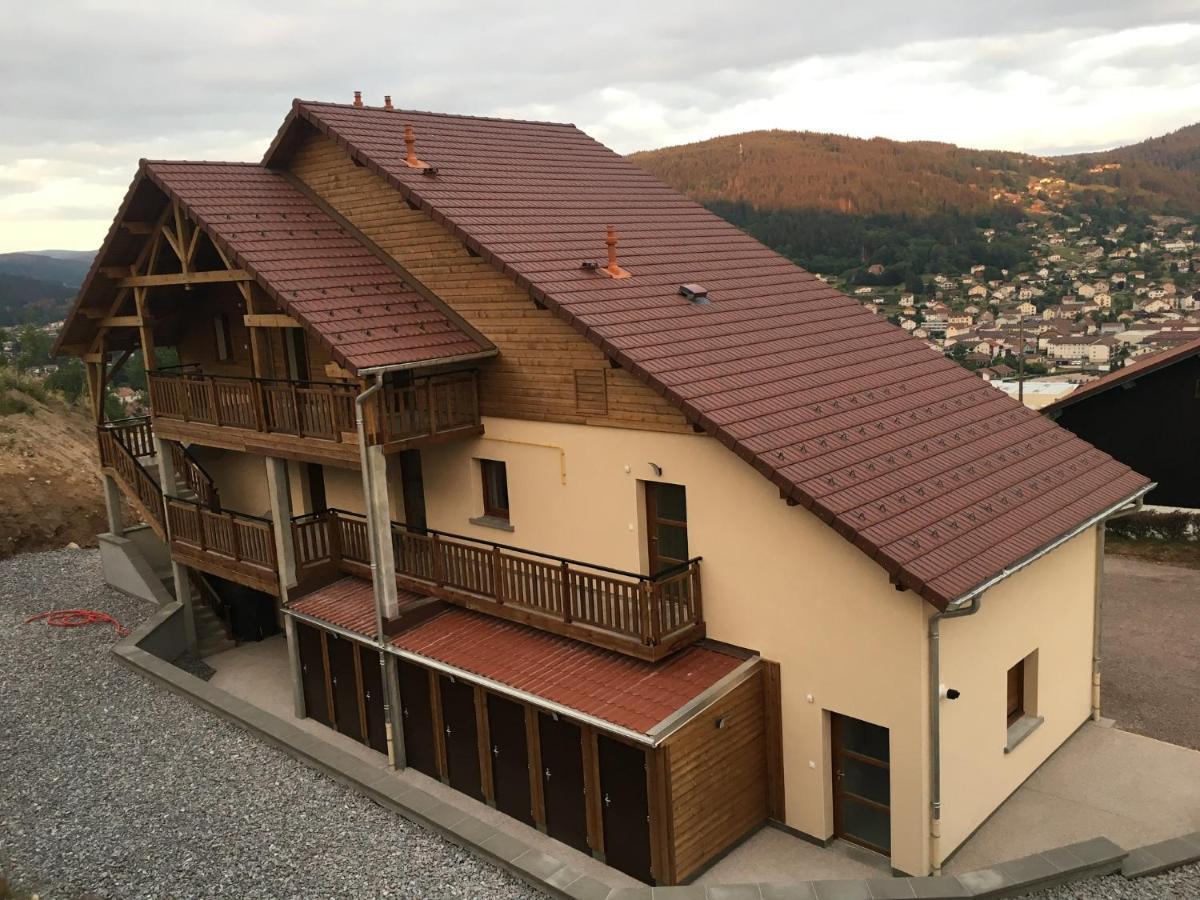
xmin=831 ymin=713 xmax=891 ymax=856
xmin=644 ymin=481 xmax=688 ymax=575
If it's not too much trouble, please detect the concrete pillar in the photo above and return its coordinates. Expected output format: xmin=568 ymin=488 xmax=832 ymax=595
xmin=384 ymin=653 xmax=406 ymax=769
xmin=362 ymin=444 xmax=399 ymax=620
xmin=101 ymin=473 xmax=124 ymax=536
xmin=284 ymin=615 xmax=306 ymax=719
xmin=265 ymin=457 xmax=297 ymax=594
xmin=153 ymin=437 xmax=197 ymax=652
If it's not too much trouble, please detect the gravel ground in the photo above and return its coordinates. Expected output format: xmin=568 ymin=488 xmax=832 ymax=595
xmin=1028 ymin=862 xmax=1200 ymax=899
xmin=1100 ymin=555 xmax=1200 ymax=750
xmin=0 ymin=549 xmax=543 ymax=900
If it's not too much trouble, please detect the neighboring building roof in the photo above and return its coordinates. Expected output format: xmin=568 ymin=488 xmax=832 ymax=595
xmin=290 ymin=578 xmax=430 ymax=639
xmin=1044 ymin=335 xmax=1200 ymax=412
xmin=58 ymin=161 xmax=493 ymax=373
xmin=391 ymin=608 xmax=746 ymax=736
xmin=266 ymin=100 xmax=1152 ymax=609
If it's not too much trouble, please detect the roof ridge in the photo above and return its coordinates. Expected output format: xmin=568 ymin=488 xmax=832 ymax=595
xmin=141 ymin=159 xmax=264 ymax=168
xmin=293 ymin=98 xmax=578 ymax=130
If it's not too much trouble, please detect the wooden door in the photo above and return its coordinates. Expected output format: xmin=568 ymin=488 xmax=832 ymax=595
xmin=399 ymin=449 xmax=427 ymax=532
xmin=305 ymin=463 xmax=327 ymax=513
xmin=831 ymin=713 xmax=891 ymax=856
xmin=296 ymin=621 xmax=331 ymax=727
xmin=397 ymin=660 xmax=439 ymax=778
xmin=487 ymin=693 xmax=534 ymax=825
xmin=440 ymin=676 xmax=483 ymax=800
xmin=539 ymin=713 xmax=589 ymax=853
xmin=598 ymin=735 xmax=652 ymax=883
xmin=358 ymin=643 xmax=388 ymax=755
xmin=325 ymin=632 xmax=363 ymax=743
xmin=644 ymin=482 xmax=688 ymax=575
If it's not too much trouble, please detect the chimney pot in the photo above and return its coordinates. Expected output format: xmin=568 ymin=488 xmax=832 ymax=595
xmin=404 ymin=124 xmax=426 ymax=168
xmin=384 ymin=95 xmax=393 ymax=111
xmin=353 ymin=90 xmax=363 ymax=107
xmin=601 ymin=225 xmax=631 ymax=279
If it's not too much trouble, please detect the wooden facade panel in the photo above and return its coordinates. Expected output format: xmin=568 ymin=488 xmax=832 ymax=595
xmin=663 ymin=666 xmax=768 ymax=883
xmin=287 ymin=133 xmax=690 ymax=433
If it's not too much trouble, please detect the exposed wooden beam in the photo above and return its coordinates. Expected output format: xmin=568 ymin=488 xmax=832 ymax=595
xmin=116 ymin=269 xmax=252 ymax=288
xmin=133 ymin=286 xmax=157 ymax=371
xmin=100 ymin=315 xmax=142 ymax=328
xmin=120 ymin=222 xmax=156 ymax=235
xmin=324 ymin=361 xmax=353 ymax=380
xmin=244 ymin=313 xmax=301 ymax=328
xmin=100 ymin=266 xmax=132 ymax=279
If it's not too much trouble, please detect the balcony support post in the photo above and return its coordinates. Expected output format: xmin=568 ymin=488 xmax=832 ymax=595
xmin=101 ymin=473 xmax=124 ymax=537
xmin=284 ymin=614 xmax=306 ymax=719
xmin=265 ymin=457 xmax=297 ymax=597
xmin=154 ymin=435 xmax=197 ymax=653
xmin=356 ymin=375 xmax=400 ymax=644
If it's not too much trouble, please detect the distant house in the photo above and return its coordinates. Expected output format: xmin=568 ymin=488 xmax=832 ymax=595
xmin=1045 ymin=337 xmax=1200 ymax=507
xmin=867 ymin=263 xmax=885 ymax=275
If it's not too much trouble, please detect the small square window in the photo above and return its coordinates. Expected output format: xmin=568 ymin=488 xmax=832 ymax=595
xmin=1006 ymin=658 xmax=1025 ymax=726
xmin=480 ymin=459 xmax=509 ymax=522
xmin=1005 ymin=650 xmax=1042 ymax=753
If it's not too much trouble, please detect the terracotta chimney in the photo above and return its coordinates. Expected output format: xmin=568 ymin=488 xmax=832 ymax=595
xmin=601 ymin=225 xmax=631 ymax=279
xmin=353 ymin=90 xmax=363 ymax=107
xmin=404 ymin=124 xmax=429 ymax=169
xmin=383 ymin=95 xmax=393 ymax=111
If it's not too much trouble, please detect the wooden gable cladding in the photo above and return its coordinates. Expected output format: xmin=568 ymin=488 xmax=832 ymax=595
xmin=286 ymin=132 xmax=689 ymax=434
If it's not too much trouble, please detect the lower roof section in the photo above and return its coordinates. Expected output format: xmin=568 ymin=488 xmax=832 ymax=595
xmin=285 ymin=575 xmax=752 ymax=742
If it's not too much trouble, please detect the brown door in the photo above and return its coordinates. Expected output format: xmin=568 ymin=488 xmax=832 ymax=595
xmin=439 ymin=676 xmax=483 ymax=801
xmin=831 ymin=713 xmax=891 ymax=856
xmin=399 ymin=449 xmax=427 ymax=532
xmin=397 ymin=660 xmax=439 ymax=778
xmin=325 ymin=633 xmax=363 ymax=743
xmin=305 ymin=463 xmax=327 ymax=513
xmin=539 ymin=713 xmax=589 ymax=853
xmin=644 ymin=482 xmax=688 ymax=575
xmin=296 ymin=622 xmax=331 ymax=727
xmin=487 ymin=693 xmax=534 ymax=826
xmin=358 ymin=644 xmax=388 ymax=755
xmin=598 ymin=735 xmax=652 ymax=883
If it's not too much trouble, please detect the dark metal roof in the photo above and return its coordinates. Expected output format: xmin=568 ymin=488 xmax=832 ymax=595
xmin=268 ymin=100 xmax=1152 ymax=609
xmin=1044 ymin=335 xmax=1200 ymax=412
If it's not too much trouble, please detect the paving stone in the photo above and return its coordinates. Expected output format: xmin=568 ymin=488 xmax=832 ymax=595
xmin=811 ymin=880 xmax=872 ymax=900
xmin=651 ymin=888 xmax=704 ymax=898
xmin=514 ymin=849 xmax=568 ymax=882
xmin=1120 ymin=847 xmax=1166 ymax=879
xmin=1063 ymin=836 xmax=1124 ymax=867
xmin=482 ymin=829 xmax=532 ymax=863
xmin=1039 ymin=846 xmax=1085 ymax=872
xmin=995 ymin=853 xmax=1060 ymax=885
xmin=609 ymin=889 xmax=653 ymax=900
xmin=567 ymin=873 xmax=618 ymax=900
xmin=954 ymin=868 xmax=1008 ymax=895
xmin=907 ymin=877 xmax=967 ymax=898
xmin=865 ymin=878 xmax=915 ymax=898
xmin=1122 ymin=835 xmax=1200 ymax=878
xmin=759 ymin=883 xmax=818 ymax=900
xmin=544 ymin=865 xmax=584 ymax=890
xmin=421 ymin=798 xmax=471 ymax=831
xmin=448 ymin=813 xmax=498 ymax=847
xmin=706 ymin=885 xmax=763 ymax=899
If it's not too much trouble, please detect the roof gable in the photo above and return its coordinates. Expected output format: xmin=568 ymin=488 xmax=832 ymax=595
xmin=268 ymin=100 xmax=1151 ymax=609
xmin=1045 ymin=336 xmax=1200 ymax=412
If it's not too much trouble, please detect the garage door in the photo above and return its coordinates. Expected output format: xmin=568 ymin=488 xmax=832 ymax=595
xmin=358 ymin=644 xmax=388 ymax=755
xmin=296 ymin=621 xmax=331 ymax=727
xmin=487 ymin=693 xmax=534 ymax=826
xmin=325 ymin=631 xmax=363 ymax=743
xmin=397 ymin=660 xmax=439 ymax=778
xmin=539 ymin=713 xmax=589 ymax=853
xmin=439 ymin=676 xmax=483 ymax=801
xmin=598 ymin=735 xmax=652 ymax=883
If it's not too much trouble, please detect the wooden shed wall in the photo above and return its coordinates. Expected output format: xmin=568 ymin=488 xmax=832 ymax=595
xmin=286 ymin=131 xmax=691 ymax=433
xmin=662 ymin=664 xmax=769 ymax=883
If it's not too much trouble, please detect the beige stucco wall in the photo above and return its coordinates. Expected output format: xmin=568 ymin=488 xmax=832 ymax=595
xmin=936 ymin=525 xmax=1099 ymax=862
xmin=187 ymin=447 xmax=270 ymax=518
xmin=390 ymin=414 xmax=934 ymax=874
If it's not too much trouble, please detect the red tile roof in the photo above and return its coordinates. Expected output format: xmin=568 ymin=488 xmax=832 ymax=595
xmin=392 ymin=608 xmax=745 ymax=735
xmin=290 ymin=577 xmax=427 ymax=639
xmin=60 ymin=161 xmax=493 ymax=373
xmin=1044 ymin=335 xmax=1200 ymax=412
xmin=267 ymin=101 xmax=1152 ymax=609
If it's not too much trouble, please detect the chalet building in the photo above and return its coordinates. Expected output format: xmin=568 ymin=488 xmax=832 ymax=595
xmin=56 ymin=97 xmax=1152 ymax=883
xmin=1046 ymin=337 xmax=1200 ymax=508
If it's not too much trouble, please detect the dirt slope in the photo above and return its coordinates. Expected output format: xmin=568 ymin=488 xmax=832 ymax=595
xmin=0 ymin=391 xmax=106 ymax=558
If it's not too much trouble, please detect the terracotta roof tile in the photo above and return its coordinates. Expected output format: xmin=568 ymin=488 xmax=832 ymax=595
xmin=269 ymin=101 xmax=1153 ymax=609
xmin=391 ymin=608 xmax=743 ymax=735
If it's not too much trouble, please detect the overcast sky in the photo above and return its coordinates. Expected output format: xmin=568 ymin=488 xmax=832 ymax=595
xmin=2 ymin=1 xmax=1198 ymax=254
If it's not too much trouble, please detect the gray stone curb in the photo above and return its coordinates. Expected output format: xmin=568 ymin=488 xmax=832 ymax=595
xmin=111 ymin=604 xmax=1199 ymax=900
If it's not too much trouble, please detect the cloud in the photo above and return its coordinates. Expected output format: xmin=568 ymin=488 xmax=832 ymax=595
xmin=0 ymin=1 xmax=1197 ymax=251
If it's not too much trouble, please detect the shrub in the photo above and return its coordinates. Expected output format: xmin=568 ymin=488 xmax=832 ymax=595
xmin=1107 ymin=511 xmax=1200 ymax=543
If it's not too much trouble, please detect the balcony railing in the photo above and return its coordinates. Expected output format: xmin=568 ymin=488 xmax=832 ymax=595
xmin=291 ymin=508 xmax=704 ymax=659
xmin=97 ymin=418 xmax=165 ymax=535
xmin=147 ymin=370 xmax=481 ymax=448
xmin=166 ymin=496 xmax=279 ymax=594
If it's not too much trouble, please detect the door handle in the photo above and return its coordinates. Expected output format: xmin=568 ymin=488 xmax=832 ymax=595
xmin=603 ymin=792 xmax=611 ymax=808
xmin=365 ymin=691 xmax=371 ymax=700
xmin=445 ymin=725 xmax=452 ymax=735
xmin=492 ymin=745 xmax=501 ymax=757
xmin=835 ymin=768 xmax=844 ymax=780
xmin=544 ymin=767 xmax=551 ymax=781
xmin=403 ymin=707 xmax=409 ymax=718
xmin=331 ymin=676 xmax=337 ymax=686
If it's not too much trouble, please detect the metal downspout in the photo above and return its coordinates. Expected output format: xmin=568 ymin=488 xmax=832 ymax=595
xmin=1092 ymin=496 xmax=1145 ymax=720
xmin=355 ymin=374 xmax=394 ymax=762
xmin=928 ymin=595 xmax=981 ymax=875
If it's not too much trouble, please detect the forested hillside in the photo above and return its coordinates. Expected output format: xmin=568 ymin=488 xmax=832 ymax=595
xmin=0 ymin=251 xmax=93 ymax=326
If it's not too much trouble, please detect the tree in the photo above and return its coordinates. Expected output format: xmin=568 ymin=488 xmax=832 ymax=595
xmin=44 ymin=357 xmax=87 ymax=403
xmin=15 ymin=324 xmax=52 ymax=372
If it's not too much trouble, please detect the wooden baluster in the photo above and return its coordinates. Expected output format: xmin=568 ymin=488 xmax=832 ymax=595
xmin=560 ymin=562 xmax=572 ymax=624
xmin=431 ymin=533 xmax=443 ymax=586
xmin=228 ymin=512 xmax=240 ymax=561
xmin=208 ymin=379 xmax=221 ymax=426
xmin=492 ymin=546 xmax=504 ymax=604
xmin=289 ymin=381 xmax=301 ymax=435
xmin=639 ymin=580 xmax=655 ymax=645
xmin=427 ymin=378 xmax=437 ymax=436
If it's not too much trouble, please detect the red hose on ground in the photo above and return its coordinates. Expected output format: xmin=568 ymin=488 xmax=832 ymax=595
xmin=25 ymin=609 xmax=130 ymax=637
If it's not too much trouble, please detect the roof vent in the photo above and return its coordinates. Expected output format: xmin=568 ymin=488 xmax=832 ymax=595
xmin=680 ymin=283 xmax=709 ymax=304
xmin=404 ymin=123 xmax=433 ymax=172
xmin=383 ymin=95 xmax=394 ymax=111
xmin=598 ymin=225 xmax=631 ymax=279
xmin=353 ymin=90 xmax=363 ymax=107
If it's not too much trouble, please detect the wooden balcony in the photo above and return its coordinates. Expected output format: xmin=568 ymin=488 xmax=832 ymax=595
xmin=147 ymin=369 xmax=482 ymax=465
xmin=291 ymin=509 xmax=705 ymax=660
xmin=97 ymin=417 xmax=166 ymax=539
xmin=166 ymin=497 xmax=279 ymax=595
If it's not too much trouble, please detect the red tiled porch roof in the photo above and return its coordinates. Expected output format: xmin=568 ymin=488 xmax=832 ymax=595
xmin=391 ymin=608 xmax=745 ymax=735
xmin=289 ymin=577 xmax=429 ymax=640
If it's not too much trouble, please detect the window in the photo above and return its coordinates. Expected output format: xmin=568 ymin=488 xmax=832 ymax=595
xmin=1005 ymin=650 xmax=1042 ymax=753
xmin=213 ymin=313 xmax=233 ymax=362
xmin=480 ymin=459 xmax=509 ymax=521
xmin=1006 ymin=659 xmax=1025 ymax=727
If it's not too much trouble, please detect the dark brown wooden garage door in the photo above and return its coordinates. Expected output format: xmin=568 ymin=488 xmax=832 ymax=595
xmin=598 ymin=735 xmax=652 ymax=883
xmin=539 ymin=713 xmax=589 ymax=853
xmin=296 ymin=621 xmax=331 ymax=727
xmin=358 ymin=644 xmax=388 ymax=755
xmin=440 ymin=676 xmax=483 ymax=801
xmin=487 ymin=693 xmax=533 ymax=826
xmin=397 ymin=660 xmax=439 ymax=778
xmin=325 ymin=631 xmax=363 ymax=743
